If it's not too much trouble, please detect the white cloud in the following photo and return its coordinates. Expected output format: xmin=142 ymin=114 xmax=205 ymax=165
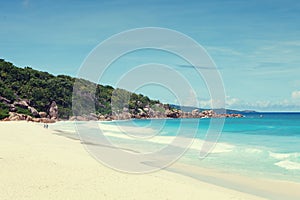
xmin=227 ymin=98 xmax=300 ymax=111
xmin=250 ymin=100 xmax=271 ymax=108
xmin=191 ymin=94 xmax=300 ymax=111
xmin=195 ymin=97 xmax=300 ymax=111
xmin=280 ymin=40 xmax=300 ymax=47
xmin=198 ymin=96 xmax=240 ymax=108
xmin=226 ymin=96 xmax=241 ymax=107
xmin=198 ymin=99 xmax=211 ymax=108
xmin=197 ymin=98 xmax=226 ymax=108
xmin=182 ymin=89 xmax=198 ymax=107
xmin=292 ymin=91 xmax=300 ymax=100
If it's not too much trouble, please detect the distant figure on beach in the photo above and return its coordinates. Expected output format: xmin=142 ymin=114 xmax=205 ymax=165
xmin=43 ymin=123 xmax=48 ymax=129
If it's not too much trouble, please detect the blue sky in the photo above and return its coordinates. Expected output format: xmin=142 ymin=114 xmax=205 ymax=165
xmin=1 ymin=0 xmax=300 ymax=111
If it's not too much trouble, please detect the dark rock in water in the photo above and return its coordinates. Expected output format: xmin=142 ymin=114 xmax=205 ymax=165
xmin=49 ymin=101 xmax=58 ymax=119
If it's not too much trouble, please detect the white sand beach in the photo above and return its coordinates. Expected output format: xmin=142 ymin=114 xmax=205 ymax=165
xmin=0 ymin=121 xmax=291 ymax=200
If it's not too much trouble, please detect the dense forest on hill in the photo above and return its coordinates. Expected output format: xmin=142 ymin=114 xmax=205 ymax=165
xmin=0 ymin=59 xmax=162 ymax=119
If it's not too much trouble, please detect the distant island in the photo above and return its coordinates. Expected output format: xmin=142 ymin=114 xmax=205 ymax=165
xmin=0 ymin=59 xmax=243 ymax=123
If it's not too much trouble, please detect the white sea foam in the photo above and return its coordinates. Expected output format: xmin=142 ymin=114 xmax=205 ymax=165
xmin=275 ymin=160 xmax=300 ymax=170
xmin=269 ymin=152 xmax=292 ymax=160
xmin=51 ymin=121 xmax=300 ymax=173
xmin=51 ymin=121 xmax=235 ymax=154
xmin=269 ymin=152 xmax=300 ymax=160
xmin=189 ymin=139 xmax=234 ymax=154
xmin=103 ymin=129 xmax=234 ymax=154
xmin=243 ymin=148 xmax=263 ymax=154
xmin=50 ymin=121 xmax=77 ymax=133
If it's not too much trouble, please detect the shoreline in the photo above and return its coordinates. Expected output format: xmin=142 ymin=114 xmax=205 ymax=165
xmin=49 ymin=122 xmax=300 ymax=199
xmin=0 ymin=121 xmax=270 ymax=200
xmin=49 ymin=119 xmax=300 ymax=199
xmin=168 ymin=162 xmax=300 ymax=200
xmin=26 ymin=120 xmax=300 ymax=181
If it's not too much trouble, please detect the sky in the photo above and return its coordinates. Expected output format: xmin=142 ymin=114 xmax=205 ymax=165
xmin=1 ymin=0 xmax=300 ymax=111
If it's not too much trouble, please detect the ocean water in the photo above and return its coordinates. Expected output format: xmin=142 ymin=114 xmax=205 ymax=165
xmin=50 ymin=113 xmax=300 ymax=182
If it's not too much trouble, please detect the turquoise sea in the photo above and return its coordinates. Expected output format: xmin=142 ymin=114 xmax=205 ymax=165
xmin=51 ymin=113 xmax=300 ymax=183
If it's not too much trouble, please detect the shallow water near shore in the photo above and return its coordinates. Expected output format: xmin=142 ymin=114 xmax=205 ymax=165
xmin=50 ymin=113 xmax=300 ymax=183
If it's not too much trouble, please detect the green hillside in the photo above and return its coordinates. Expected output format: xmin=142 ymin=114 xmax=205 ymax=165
xmin=0 ymin=59 xmax=162 ymax=119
